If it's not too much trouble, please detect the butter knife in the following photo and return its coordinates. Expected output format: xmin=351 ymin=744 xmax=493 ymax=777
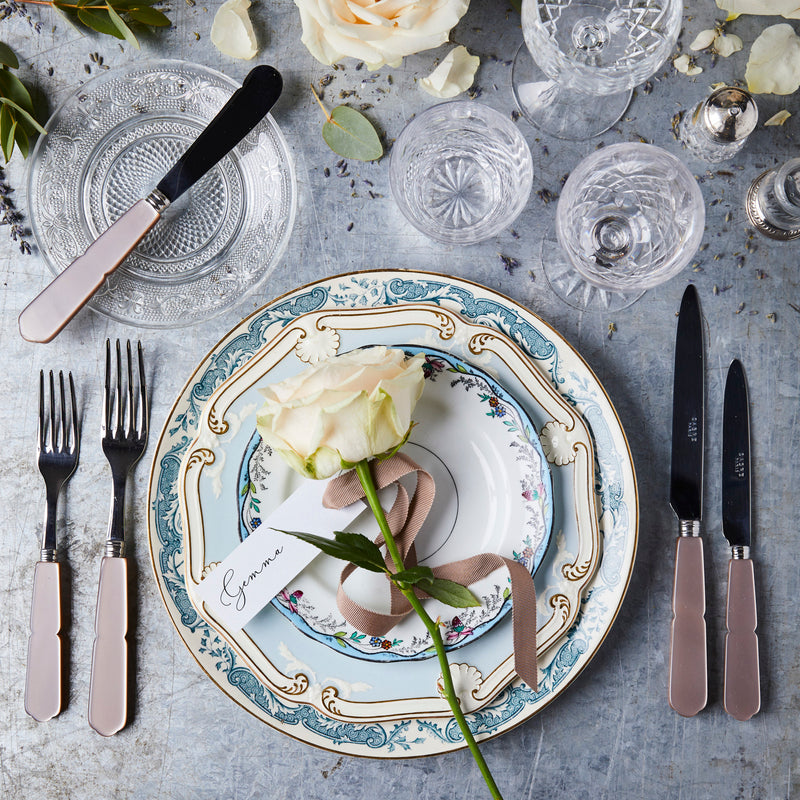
xmin=667 ymin=284 xmax=708 ymax=717
xmin=722 ymin=358 xmax=760 ymax=721
xmin=18 ymin=64 xmax=283 ymax=344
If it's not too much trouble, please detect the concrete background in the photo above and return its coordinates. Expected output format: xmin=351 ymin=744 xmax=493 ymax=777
xmin=1 ymin=1 xmax=797 ymax=798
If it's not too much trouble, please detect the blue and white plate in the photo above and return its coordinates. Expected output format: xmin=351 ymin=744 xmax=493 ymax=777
xmin=148 ymin=270 xmax=637 ymax=757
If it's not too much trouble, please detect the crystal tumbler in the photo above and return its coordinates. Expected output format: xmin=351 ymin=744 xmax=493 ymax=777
xmin=389 ymin=102 xmax=533 ymax=245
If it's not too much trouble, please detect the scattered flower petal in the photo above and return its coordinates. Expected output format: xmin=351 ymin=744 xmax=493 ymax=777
xmin=714 ymin=32 xmax=744 ymax=56
xmin=765 ymin=109 xmax=792 ymax=124
xmin=745 ymin=23 xmax=800 ymax=94
xmin=211 ymin=0 xmax=258 ymax=60
xmin=690 ymin=28 xmax=718 ymax=51
xmin=674 ymin=54 xmax=704 ymax=76
xmin=420 ymin=45 xmax=480 ymax=98
xmin=716 ymin=0 xmax=800 ymax=19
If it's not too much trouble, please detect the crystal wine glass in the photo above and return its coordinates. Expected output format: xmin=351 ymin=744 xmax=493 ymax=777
xmin=512 ymin=0 xmax=683 ymax=140
xmin=544 ymin=142 xmax=705 ymax=311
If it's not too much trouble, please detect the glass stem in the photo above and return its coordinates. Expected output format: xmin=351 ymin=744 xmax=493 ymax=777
xmin=354 ymin=459 xmax=504 ymax=800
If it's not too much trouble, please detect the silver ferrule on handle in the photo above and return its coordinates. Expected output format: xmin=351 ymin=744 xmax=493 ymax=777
xmin=679 ymin=519 xmax=701 ymax=537
xmin=145 ymin=188 xmax=170 ymax=214
xmin=731 ymin=544 xmax=750 ymax=560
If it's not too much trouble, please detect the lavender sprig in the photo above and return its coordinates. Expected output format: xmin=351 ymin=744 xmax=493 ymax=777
xmin=0 ymin=165 xmax=32 ymax=254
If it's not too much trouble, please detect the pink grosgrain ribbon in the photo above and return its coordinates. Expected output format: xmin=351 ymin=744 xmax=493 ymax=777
xmin=322 ymin=452 xmax=538 ymax=690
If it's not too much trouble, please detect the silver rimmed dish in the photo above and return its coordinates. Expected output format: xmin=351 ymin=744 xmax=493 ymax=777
xmin=27 ymin=60 xmax=296 ymax=329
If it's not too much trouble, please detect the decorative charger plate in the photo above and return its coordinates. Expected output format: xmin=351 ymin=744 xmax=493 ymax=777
xmin=234 ymin=346 xmax=554 ymax=663
xmin=27 ymin=60 xmax=296 ymax=329
xmin=148 ymin=270 xmax=638 ymax=757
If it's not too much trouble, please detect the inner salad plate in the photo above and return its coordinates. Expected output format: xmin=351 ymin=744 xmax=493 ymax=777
xmin=235 ymin=346 xmax=553 ymax=662
xmin=27 ymin=59 xmax=296 ymax=329
xmin=148 ymin=270 xmax=638 ymax=757
xmin=192 ymin=345 xmax=553 ymax=664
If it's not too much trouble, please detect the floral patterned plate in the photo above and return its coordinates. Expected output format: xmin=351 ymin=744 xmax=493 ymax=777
xmin=148 ymin=270 xmax=637 ymax=757
xmin=235 ymin=346 xmax=553 ymax=662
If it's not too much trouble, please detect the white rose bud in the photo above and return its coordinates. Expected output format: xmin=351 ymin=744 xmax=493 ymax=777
xmin=256 ymin=346 xmax=426 ymax=479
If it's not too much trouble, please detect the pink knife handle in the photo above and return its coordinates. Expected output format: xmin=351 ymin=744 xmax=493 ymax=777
xmin=668 ymin=535 xmax=708 ymax=716
xmin=18 ymin=199 xmax=160 ymax=343
xmin=24 ymin=561 xmax=62 ymax=722
xmin=88 ymin=556 xmax=128 ymax=737
xmin=724 ymin=557 xmax=760 ymax=721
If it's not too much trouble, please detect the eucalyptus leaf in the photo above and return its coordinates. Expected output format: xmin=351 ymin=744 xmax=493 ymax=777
xmin=0 ymin=98 xmax=47 ymax=135
xmin=322 ymin=105 xmax=383 ymax=162
xmin=0 ymin=43 xmax=19 ymax=70
xmin=14 ymin=124 xmax=29 ymax=159
xmin=0 ymin=69 xmax=34 ymax=114
xmin=127 ymin=7 xmax=171 ymax=26
xmin=1 ymin=117 xmax=15 ymax=163
xmin=106 ymin=4 xmax=141 ymax=49
xmin=113 ymin=0 xmax=162 ymax=7
xmin=423 ymin=577 xmax=482 ymax=608
xmin=77 ymin=7 xmax=125 ymax=38
xmin=277 ymin=529 xmax=387 ymax=574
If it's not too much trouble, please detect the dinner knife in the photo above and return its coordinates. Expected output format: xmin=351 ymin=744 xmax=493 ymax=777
xmin=667 ymin=284 xmax=707 ymax=717
xmin=18 ymin=64 xmax=283 ymax=344
xmin=722 ymin=358 xmax=760 ymax=721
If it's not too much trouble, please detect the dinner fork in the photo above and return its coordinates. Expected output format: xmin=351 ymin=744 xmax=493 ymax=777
xmin=25 ymin=370 xmax=79 ymax=722
xmin=88 ymin=339 xmax=148 ymax=737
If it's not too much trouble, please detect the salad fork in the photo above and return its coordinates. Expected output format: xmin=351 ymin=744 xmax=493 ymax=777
xmin=25 ymin=370 xmax=79 ymax=722
xmin=88 ymin=339 xmax=148 ymax=737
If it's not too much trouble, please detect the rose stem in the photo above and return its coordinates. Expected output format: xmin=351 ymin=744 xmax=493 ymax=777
xmin=355 ymin=459 xmax=504 ymax=800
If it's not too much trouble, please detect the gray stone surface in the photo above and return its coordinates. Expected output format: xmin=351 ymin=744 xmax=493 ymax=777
xmin=1 ymin=2 xmax=798 ymax=798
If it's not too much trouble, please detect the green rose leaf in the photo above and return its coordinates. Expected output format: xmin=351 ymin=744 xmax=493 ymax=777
xmin=322 ymin=105 xmax=383 ymax=162
xmin=0 ymin=43 xmax=19 ymax=70
xmin=391 ymin=566 xmax=435 ymax=586
xmin=277 ymin=529 xmax=387 ymax=574
xmin=423 ymin=578 xmax=482 ymax=608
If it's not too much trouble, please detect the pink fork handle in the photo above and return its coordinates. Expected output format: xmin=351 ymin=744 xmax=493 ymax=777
xmin=24 ymin=561 xmax=62 ymax=721
xmin=88 ymin=556 xmax=128 ymax=736
xmin=18 ymin=199 xmax=159 ymax=343
xmin=724 ymin=557 xmax=761 ymax=721
xmin=668 ymin=535 xmax=708 ymax=716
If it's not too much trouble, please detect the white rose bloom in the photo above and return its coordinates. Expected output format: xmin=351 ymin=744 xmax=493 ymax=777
xmin=716 ymin=0 xmax=800 ymax=18
xmin=420 ymin=45 xmax=479 ymax=98
xmin=293 ymin=0 xmax=471 ymax=69
xmin=256 ymin=347 xmax=426 ymax=479
xmin=746 ymin=23 xmax=800 ymax=94
xmin=211 ymin=0 xmax=258 ymax=60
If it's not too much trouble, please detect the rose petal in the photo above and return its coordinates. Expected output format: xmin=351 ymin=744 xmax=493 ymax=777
xmin=673 ymin=54 xmax=704 ymax=75
xmin=420 ymin=45 xmax=480 ymax=98
xmin=715 ymin=0 xmax=800 ymax=19
xmin=765 ymin=109 xmax=792 ymax=125
xmin=713 ymin=32 xmax=743 ymax=57
xmin=211 ymin=0 xmax=258 ymax=60
xmin=745 ymin=23 xmax=800 ymax=94
xmin=690 ymin=29 xmax=718 ymax=51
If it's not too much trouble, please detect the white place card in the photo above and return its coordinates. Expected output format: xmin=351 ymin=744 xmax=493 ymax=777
xmin=195 ymin=478 xmax=366 ymax=630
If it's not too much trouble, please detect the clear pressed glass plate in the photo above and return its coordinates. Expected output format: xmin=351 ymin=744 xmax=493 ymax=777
xmin=27 ymin=60 xmax=296 ymax=329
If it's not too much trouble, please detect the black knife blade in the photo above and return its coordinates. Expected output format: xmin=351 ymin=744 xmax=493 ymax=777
xmin=670 ymin=284 xmax=704 ymax=521
xmin=722 ymin=358 xmax=751 ymax=549
xmin=157 ymin=65 xmax=283 ymax=203
xmin=667 ymin=284 xmax=707 ymax=717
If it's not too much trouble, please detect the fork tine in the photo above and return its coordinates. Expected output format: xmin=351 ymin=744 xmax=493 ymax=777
xmin=48 ymin=371 xmax=55 ymax=452
xmin=126 ymin=340 xmax=134 ymax=438
xmin=37 ymin=370 xmax=45 ymax=453
xmin=103 ymin=339 xmax=111 ymax=437
xmin=137 ymin=341 xmax=147 ymax=437
xmin=58 ymin=371 xmax=67 ymax=452
xmin=115 ymin=339 xmax=122 ymax=436
xmin=68 ymin=372 xmax=78 ymax=456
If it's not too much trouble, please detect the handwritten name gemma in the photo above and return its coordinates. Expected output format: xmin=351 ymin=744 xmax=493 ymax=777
xmin=219 ymin=546 xmax=285 ymax=611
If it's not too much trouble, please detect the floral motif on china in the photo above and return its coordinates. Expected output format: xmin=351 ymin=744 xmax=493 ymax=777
xmin=540 ymin=421 xmax=578 ymax=465
xmin=295 ymin=326 xmax=340 ymax=363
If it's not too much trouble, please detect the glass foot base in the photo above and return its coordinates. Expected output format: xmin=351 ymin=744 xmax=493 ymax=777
xmin=541 ymin=236 xmax=644 ymax=312
xmin=511 ymin=43 xmax=632 ymax=141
